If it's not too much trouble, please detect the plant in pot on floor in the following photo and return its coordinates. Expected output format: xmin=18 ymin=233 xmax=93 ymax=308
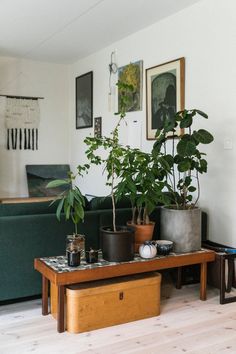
xmin=152 ymin=109 xmax=214 ymax=253
xmin=47 ymin=164 xmax=89 ymax=266
xmin=84 ymin=81 xmax=135 ymax=262
xmin=115 ymin=147 xmax=168 ymax=252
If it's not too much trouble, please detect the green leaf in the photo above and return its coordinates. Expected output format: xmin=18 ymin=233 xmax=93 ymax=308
xmin=56 ymin=197 xmax=65 ymax=221
xmin=188 ymin=186 xmax=196 ymax=192
xmin=155 ymin=129 xmax=161 ymax=138
xmin=194 ymin=129 xmax=214 ymax=144
xmin=65 ymin=204 xmax=71 ymax=220
xmin=198 ymin=159 xmax=208 ymax=173
xmin=75 ymin=203 xmax=84 ymax=220
xmin=181 ymin=134 xmax=192 ymax=141
xmin=46 ymin=179 xmax=69 ymax=188
xmin=186 ymin=195 xmax=193 ymax=201
xmin=74 ymin=186 xmax=83 ymax=198
xmin=175 ymin=113 xmax=182 ymax=121
xmin=174 ymin=154 xmax=184 ymax=164
xmin=158 ymin=156 xmax=171 ymax=171
xmin=180 ymin=115 xmax=193 ymax=128
xmin=177 ymin=139 xmax=196 ymax=156
xmin=195 ymin=109 xmax=208 ymax=118
xmin=163 ymin=154 xmax=174 ymax=168
xmin=178 ymin=160 xmax=191 ymax=172
xmin=164 ymin=118 xmax=175 ymax=132
xmin=185 ymin=176 xmax=192 ymax=187
xmin=68 ymin=190 xmax=74 ymax=206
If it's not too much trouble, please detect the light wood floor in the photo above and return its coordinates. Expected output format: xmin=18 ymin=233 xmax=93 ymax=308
xmin=0 ymin=283 xmax=236 ymax=354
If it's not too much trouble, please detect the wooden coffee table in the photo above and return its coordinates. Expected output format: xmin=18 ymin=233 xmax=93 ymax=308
xmin=34 ymin=249 xmax=215 ymax=333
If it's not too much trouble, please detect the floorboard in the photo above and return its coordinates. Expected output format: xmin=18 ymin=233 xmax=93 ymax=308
xmin=0 ymin=283 xmax=236 ymax=354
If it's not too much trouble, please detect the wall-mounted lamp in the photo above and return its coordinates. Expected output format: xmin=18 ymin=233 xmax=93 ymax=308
xmin=109 ymin=51 xmax=118 ymax=75
xmin=108 ymin=51 xmax=118 ymax=111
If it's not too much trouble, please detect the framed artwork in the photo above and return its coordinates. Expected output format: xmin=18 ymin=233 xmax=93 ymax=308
xmin=146 ymin=57 xmax=185 ymax=140
xmin=94 ymin=117 xmax=102 ymax=138
xmin=26 ymin=164 xmax=70 ymax=197
xmin=76 ymin=71 xmax=93 ymax=129
xmin=118 ymin=60 xmax=143 ymax=112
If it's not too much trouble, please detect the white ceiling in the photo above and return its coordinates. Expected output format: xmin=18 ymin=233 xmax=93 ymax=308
xmin=0 ymin=0 xmax=201 ymax=64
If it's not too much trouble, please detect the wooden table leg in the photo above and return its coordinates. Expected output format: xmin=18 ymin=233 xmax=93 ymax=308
xmin=226 ymin=258 xmax=234 ymax=293
xmin=220 ymin=255 xmax=226 ymax=304
xmin=57 ymin=285 xmax=65 ymax=333
xmin=200 ymin=262 xmax=207 ymax=300
xmin=42 ymin=276 xmax=49 ymax=315
xmin=176 ymin=267 xmax=182 ymax=289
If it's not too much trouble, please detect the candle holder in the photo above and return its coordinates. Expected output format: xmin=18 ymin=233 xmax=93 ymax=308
xmin=85 ymin=248 xmax=99 ymax=264
xmin=66 ymin=235 xmax=83 ymax=267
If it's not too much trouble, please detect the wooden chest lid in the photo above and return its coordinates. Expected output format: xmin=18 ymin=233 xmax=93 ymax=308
xmin=66 ymin=272 xmax=161 ymax=297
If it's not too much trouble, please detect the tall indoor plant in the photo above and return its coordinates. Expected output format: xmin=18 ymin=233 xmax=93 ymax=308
xmin=115 ymin=147 xmax=168 ymax=251
xmin=152 ymin=109 xmax=214 ymax=252
xmin=84 ymin=81 xmax=135 ymax=261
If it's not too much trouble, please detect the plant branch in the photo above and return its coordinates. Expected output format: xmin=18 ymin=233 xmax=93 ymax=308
xmin=75 ymin=222 xmax=78 ymax=235
xmin=172 ymin=131 xmax=176 ymax=193
xmin=194 ymin=171 xmax=200 ymax=207
xmin=111 ymin=163 xmax=117 ymax=232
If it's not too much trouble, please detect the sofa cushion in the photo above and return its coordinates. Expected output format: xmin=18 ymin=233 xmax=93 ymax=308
xmin=0 ymin=200 xmax=58 ymax=217
xmin=89 ymin=196 xmax=131 ymax=211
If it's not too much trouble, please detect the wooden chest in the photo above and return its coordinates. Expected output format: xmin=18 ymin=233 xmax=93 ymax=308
xmin=51 ymin=272 xmax=161 ymax=333
xmin=67 ymin=272 xmax=161 ymax=333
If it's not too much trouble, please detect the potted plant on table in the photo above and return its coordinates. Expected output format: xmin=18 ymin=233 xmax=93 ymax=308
xmin=84 ymin=81 xmax=135 ymax=262
xmin=115 ymin=147 xmax=168 ymax=252
xmin=152 ymin=109 xmax=214 ymax=253
xmin=47 ymin=165 xmax=89 ymax=260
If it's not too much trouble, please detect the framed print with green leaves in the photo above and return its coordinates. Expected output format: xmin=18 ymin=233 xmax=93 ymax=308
xmin=146 ymin=57 xmax=185 ymax=140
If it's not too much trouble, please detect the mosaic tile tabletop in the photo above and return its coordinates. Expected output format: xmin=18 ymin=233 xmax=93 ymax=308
xmin=40 ymin=249 xmax=210 ymax=274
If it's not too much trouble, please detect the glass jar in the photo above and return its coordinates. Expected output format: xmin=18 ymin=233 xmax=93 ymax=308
xmin=66 ymin=243 xmax=80 ymax=267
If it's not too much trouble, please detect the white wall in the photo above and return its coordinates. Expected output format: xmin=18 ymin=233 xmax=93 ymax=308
xmin=69 ymin=0 xmax=236 ymax=246
xmin=0 ymin=57 xmax=69 ymax=197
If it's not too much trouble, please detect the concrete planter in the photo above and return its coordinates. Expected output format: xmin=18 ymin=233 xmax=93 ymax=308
xmin=161 ymin=207 xmax=201 ymax=253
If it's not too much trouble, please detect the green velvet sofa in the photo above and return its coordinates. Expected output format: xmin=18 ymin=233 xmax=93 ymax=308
xmin=0 ymin=196 xmax=147 ymax=302
xmin=0 ymin=195 xmax=207 ymax=303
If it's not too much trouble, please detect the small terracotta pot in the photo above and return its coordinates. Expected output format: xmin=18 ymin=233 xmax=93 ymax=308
xmin=127 ymin=222 xmax=155 ymax=253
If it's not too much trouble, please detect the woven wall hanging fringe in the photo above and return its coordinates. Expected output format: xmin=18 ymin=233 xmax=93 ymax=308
xmin=5 ymin=97 xmax=40 ymax=150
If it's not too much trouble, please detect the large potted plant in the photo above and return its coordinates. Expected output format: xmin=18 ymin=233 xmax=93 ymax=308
xmin=115 ymin=147 xmax=168 ymax=251
xmin=84 ymin=81 xmax=135 ymax=262
xmin=46 ymin=165 xmax=89 ymax=257
xmin=152 ymin=109 xmax=214 ymax=253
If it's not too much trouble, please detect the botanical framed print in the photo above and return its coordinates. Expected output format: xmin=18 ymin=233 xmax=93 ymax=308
xmin=76 ymin=71 xmax=93 ymax=129
xmin=146 ymin=57 xmax=185 ymax=140
xmin=118 ymin=60 xmax=143 ymax=112
xmin=94 ymin=117 xmax=102 ymax=138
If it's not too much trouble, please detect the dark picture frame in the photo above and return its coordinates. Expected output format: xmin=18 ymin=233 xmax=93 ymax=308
xmin=76 ymin=71 xmax=93 ymax=129
xmin=94 ymin=117 xmax=102 ymax=138
xmin=146 ymin=57 xmax=185 ymax=140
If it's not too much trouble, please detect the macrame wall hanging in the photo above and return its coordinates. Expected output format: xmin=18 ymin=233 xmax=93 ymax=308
xmin=5 ymin=97 xmax=40 ymax=150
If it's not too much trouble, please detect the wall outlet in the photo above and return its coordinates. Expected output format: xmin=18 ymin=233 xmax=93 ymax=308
xmin=224 ymin=138 xmax=233 ymax=150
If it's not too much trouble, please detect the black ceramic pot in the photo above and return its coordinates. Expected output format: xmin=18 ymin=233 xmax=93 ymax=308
xmin=101 ymin=226 xmax=134 ymax=262
xmin=155 ymin=240 xmax=173 ymax=256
